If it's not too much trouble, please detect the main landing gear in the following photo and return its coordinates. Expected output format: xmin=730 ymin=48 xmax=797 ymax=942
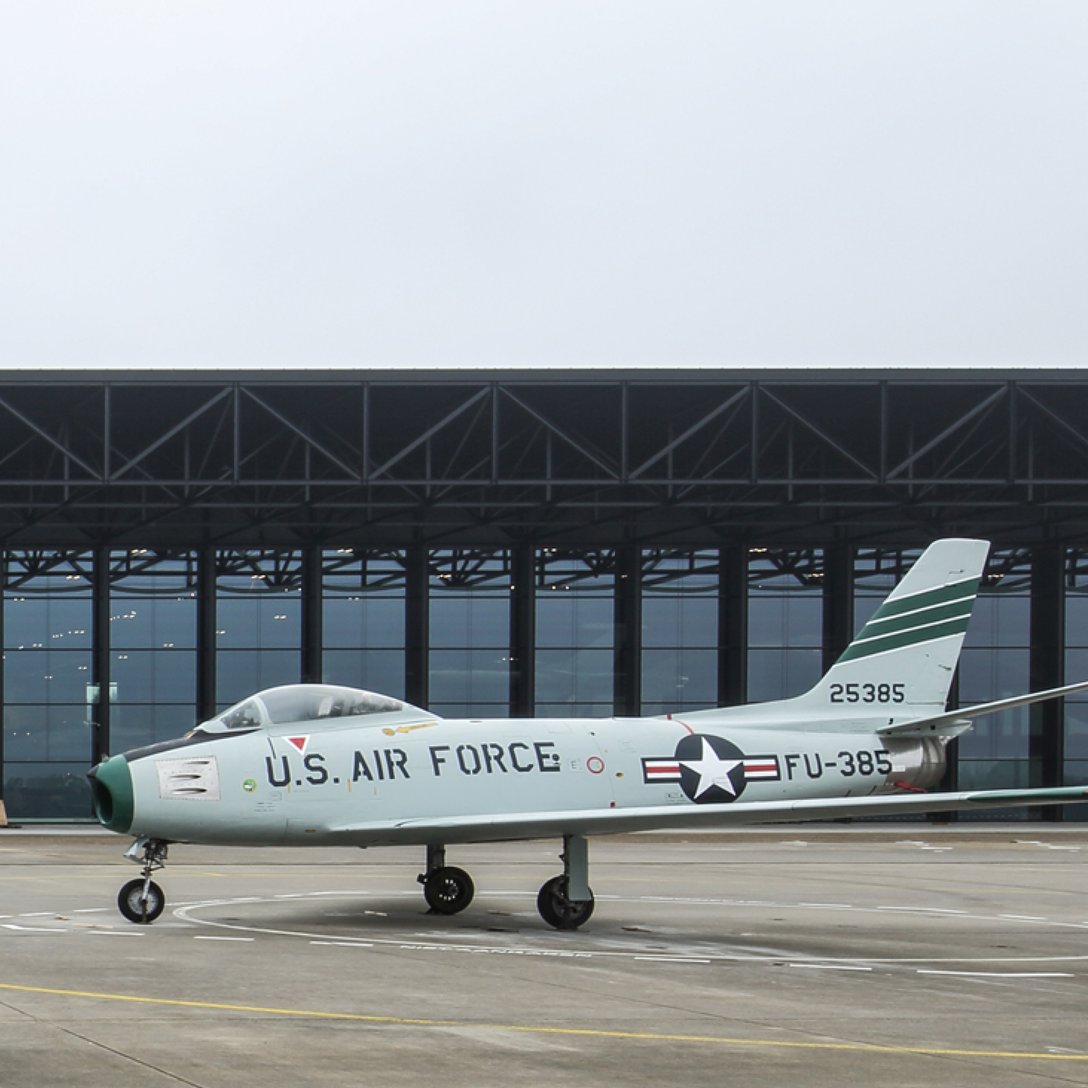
xmin=117 ymin=837 xmax=169 ymax=924
xmin=418 ymin=834 xmax=595 ymax=930
xmin=417 ymin=844 xmax=476 ymax=915
xmin=112 ymin=834 xmax=596 ymax=930
xmin=537 ymin=833 xmax=594 ymax=929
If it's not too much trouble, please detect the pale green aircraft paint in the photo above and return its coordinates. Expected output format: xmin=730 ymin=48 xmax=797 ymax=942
xmin=88 ymin=538 xmax=1088 ymax=929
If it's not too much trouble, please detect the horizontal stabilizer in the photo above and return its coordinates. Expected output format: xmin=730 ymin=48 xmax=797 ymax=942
xmin=878 ymin=678 xmax=1088 ymax=736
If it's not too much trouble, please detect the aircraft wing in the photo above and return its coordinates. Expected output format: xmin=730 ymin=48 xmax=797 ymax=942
xmin=325 ymin=785 xmax=1088 ymax=846
xmin=877 ymin=678 xmax=1088 ymax=737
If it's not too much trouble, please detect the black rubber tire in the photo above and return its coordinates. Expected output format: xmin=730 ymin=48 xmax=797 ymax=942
xmin=422 ymin=866 xmax=475 ymax=915
xmin=117 ymin=877 xmax=166 ymax=924
xmin=536 ymin=875 xmax=594 ymax=930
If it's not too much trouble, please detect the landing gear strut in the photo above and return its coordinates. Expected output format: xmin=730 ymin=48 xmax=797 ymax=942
xmin=117 ymin=837 xmax=169 ymax=924
xmin=417 ymin=844 xmax=475 ymax=915
xmin=537 ymin=833 xmax=594 ymax=930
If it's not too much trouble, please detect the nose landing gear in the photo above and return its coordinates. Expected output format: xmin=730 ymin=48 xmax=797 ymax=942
xmin=117 ymin=837 xmax=169 ymax=924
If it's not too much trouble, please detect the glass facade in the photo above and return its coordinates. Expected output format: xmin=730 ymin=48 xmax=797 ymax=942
xmin=536 ymin=550 xmax=614 ymax=716
xmin=956 ymin=552 xmax=1032 ymax=797
xmin=323 ymin=549 xmax=406 ymax=698
xmin=3 ymin=553 xmax=93 ymax=818
xmin=747 ymin=549 xmax=823 ymax=702
xmin=1 ymin=544 xmax=1085 ymax=821
xmin=216 ymin=551 xmax=302 ymax=708
xmin=1064 ymin=552 xmax=1088 ymax=821
xmin=641 ymin=550 xmax=718 ymax=715
xmin=110 ymin=551 xmax=198 ymax=752
xmin=428 ymin=550 xmax=510 ymax=717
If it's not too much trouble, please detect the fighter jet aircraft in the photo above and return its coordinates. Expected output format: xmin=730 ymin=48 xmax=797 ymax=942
xmin=88 ymin=538 xmax=1088 ymax=929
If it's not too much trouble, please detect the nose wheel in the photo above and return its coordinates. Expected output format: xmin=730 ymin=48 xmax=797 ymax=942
xmin=117 ymin=837 xmax=169 ymax=924
xmin=118 ymin=877 xmax=166 ymax=924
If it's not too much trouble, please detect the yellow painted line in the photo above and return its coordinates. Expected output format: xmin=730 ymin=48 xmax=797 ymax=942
xmin=0 ymin=982 xmax=1084 ymax=1062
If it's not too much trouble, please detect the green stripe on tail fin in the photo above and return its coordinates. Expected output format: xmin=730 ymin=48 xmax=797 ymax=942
xmin=795 ymin=538 xmax=990 ymax=720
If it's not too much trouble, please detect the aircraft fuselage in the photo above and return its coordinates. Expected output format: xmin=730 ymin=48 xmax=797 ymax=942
xmin=94 ymin=714 xmax=944 ymax=847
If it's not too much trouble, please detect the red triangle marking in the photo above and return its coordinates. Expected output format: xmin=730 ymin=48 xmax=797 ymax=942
xmin=286 ymin=735 xmax=309 ymax=753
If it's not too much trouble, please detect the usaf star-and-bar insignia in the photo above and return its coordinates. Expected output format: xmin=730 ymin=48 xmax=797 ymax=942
xmin=641 ymin=734 xmax=780 ymax=804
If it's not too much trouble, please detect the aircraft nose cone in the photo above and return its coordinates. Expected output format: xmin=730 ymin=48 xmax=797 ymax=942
xmin=87 ymin=755 xmax=134 ymax=833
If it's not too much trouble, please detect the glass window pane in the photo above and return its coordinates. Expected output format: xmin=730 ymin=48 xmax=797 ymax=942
xmin=536 ymin=649 xmax=613 ymax=705
xmin=1066 ymin=701 xmax=1088 ymax=760
xmin=969 ymin=595 xmax=1029 ymax=647
xmin=749 ymin=596 xmax=823 ymax=648
xmin=4 ymin=705 xmax=92 ymax=761
xmin=216 ymin=650 xmax=300 ymax=707
xmin=3 ymin=762 xmax=91 ymax=819
xmin=112 ymin=651 xmax=196 ymax=704
xmin=430 ymin=649 xmax=510 ymax=705
xmin=430 ymin=598 xmax=508 ymax=648
xmin=642 ymin=648 xmax=717 ymax=709
xmin=534 ymin=703 xmax=613 ymax=717
xmin=642 ymin=597 xmax=717 ymax=649
xmin=5 ymin=650 xmax=92 ymax=704
xmin=1062 ymin=760 xmax=1088 ymax=821
xmin=217 ymin=598 xmax=300 ymax=648
xmin=747 ymin=648 xmax=823 ymax=702
xmin=5 ymin=599 xmax=92 ymax=650
xmin=323 ymin=649 xmax=405 ymax=699
xmin=111 ymin=704 xmax=200 ymax=752
xmin=536 ymin=597 xmax=613 ymax=649
xmin=324 ymin=598 xmax=404 ymax=648
xmin=110 ymin=596 xmax=196 ymax=649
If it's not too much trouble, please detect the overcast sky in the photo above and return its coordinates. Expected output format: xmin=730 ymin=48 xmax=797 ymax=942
xmin=1 ymin=2 xmax=1086 ymax=370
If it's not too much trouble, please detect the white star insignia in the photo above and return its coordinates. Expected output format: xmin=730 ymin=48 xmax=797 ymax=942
xmin=679 ymin=738 xmax=742 ymax=800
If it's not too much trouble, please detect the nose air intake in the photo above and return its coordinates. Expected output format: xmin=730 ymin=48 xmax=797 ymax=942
xmin=87 ymin=756 xmax=134 ymax=833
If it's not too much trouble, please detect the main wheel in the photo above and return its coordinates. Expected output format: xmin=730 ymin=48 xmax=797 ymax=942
xmin=422 ymin=866 xmax=475 ymax=915
xmin=536 ymin=875 xmax=594 ymax=930
xmin=117 ymin=877 xmax=165 ymax=924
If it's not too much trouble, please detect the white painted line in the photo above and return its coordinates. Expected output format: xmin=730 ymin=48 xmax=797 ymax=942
xmin=799 ymin=902 xmax=852 ymax=909
xmin=633 ymin=956 xmax=710 ymax=964
xmin=876 ymin=905 xmax=957 ymax=914
xmin=998 ymin=914 xmax=1047 ymax=922
xmin=84 ymin=930 xmax=145 ymax=937
xmin=310 ymin=940 xmax=375 ymax=948
xmin=917 ymin=969 xmax=1074 ymax=978
xmin=72 ymin=908 xmax=109 ymax=914
xmin=789 ymin=964 xmax=872 ymax=972
xmin=19 ymin=912 xmax=56 ymax=918
xmin=2 ymin=924 xmax=62 ymax=933
xmin=193 ymin=935 xmax=255 ymax=942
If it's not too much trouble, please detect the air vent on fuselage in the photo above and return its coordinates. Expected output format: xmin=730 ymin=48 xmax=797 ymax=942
xmin=155 ymin=757 xmax=221 ymax=801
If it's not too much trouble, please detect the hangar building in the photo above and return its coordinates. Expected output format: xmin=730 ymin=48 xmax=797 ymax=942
xmin=2 ymin=369 xmax=1087 ymax=820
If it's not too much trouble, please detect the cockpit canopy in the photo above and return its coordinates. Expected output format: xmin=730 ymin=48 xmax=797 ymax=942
xmin=193 ymin=684 xmax=430 ymax=735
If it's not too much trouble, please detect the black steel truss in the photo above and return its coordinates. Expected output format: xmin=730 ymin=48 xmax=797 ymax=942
xmin=1 ymin=369 xmax=1088 ymax=547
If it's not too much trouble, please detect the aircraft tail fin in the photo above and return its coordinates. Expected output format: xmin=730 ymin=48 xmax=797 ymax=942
xmin=795 ymin=538 xmax=990 ymax=720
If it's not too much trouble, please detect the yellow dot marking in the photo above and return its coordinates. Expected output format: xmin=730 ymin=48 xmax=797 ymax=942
xmin=0 ymin=982 xmax=1083 ymax=1062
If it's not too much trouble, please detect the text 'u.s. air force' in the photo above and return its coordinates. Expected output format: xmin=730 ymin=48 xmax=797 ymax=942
xmin=265 ymin=741 xmax=561 ymax=788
